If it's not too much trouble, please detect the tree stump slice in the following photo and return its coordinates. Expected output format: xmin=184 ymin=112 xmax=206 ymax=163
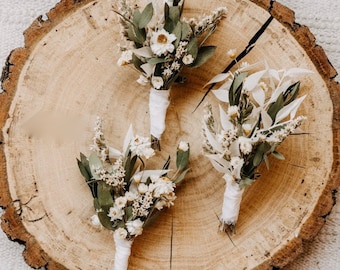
xmin=0 ymin=0 xmax=339 ymax=269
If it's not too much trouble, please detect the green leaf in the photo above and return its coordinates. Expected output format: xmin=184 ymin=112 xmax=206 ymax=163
xmin=176 ymin=148 xmax=190 ymax=170
xmin=144 ymin=208 xmax=162 ymax=228
xmin=139 ymin=3 xmax=153 ymax=29
xmin=173 ymin=168 xmax=190 ymax=185
xmin=124 ymin=206 xmax=133 ymax=221
xmin=124 ymin=153 xmax=137 ymax=185
xmin=283 ymin=81 xmax=300 ymax=105
xmin=132 ymin=9 xmax=142 ymax=26
xmin=93 ymin=198 xmax=101 ymax=211
xmin=77 ymin=158 xmax=91 ymax=181
xmin=132 ymin=53 xmax=144 ymax=72
xmin=169 ymin=6 xmax=180 ymax=23
xmin=229 ymin=72 xmax=247 ymax=106
xmin=97 ymin=208 xmax=114 ymax=230
xmin=88 ymin=153 xmax=103 ymax=179
xmin=186 ymin=37 xmax=198 ymax=59
xmin=253 ymin=142 xmax=271 ymax=167
xmin=267 ymin=93 xmax=284 ymax=121
xmin=97 ymin=182 xmax=114 ymax=207
xmin=190 ymin=46 xmax=216 ymax=68
xmin=173 ymin=21 xmax=182 ymax=47
xmin=272 ymin=151 xmax=285 ymax=160
xmin=181 ymin=22 xmax=192 ymax=40
xmin=147 ymin=57 xmax=169 ymax=65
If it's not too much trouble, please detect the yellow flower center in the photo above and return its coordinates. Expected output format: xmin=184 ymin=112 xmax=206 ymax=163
xmin=157 ymin=34 xmax=168 ymax=44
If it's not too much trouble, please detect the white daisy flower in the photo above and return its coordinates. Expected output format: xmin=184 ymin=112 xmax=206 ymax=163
xmin=150 ymin=29 xmax=177 ymax=56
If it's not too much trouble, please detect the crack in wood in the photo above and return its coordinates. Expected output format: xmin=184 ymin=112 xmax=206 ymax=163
xmin=194 ymin=14 xmax=274 ymax=111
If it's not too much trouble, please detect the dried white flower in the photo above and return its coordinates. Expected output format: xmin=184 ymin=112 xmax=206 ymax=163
xmin=227 ymin=48 xmax=237 ymax=59
xmin=137 ymin=74 xmax=149 ymax=86
xmin=108 ymin=206 xmax=124 ymax=221
xmin=114 ymin=227 xmax=128 ymax=239
xmin=182 ymin=54 xmax=194 ymax=65
xmin=117 ymin=50 xmax=133 ymax=66
xmin=126 ymin=219 xmax=144 ymax=236
xmin=150 ymin=29 xmax=176 ymax=56
xmin=151 ymin=76 xmax=164 ymax=89
xmin=178 ymin=141 xmax=189 ymax=151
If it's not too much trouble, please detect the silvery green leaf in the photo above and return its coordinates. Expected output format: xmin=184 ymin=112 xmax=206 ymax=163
xmin=219 ymin=105 xmax=233 ymax=130
xmin=93 ymin=198 xmax=101 ymax=210
xmin=275 ymin=95 xmax=306 ymax=123
xmin=190 ymin=46 xmax=216 ymax=68
xmin=173 ymin=168 xmax=191 ymax=184
xmin=139 ymin=3 xmax=154 ymax=29
xmin=98 ymin=209 xmax=114 ymax=230
xmin=181 ymin=22 xmax=192 ymax=40
xmin=176 ymin=147 xmax=190 ymax=170
xmin=123 ymin=124 xmax=134 ymax=153
xmin=212 ymin=89 xmax=229 ymax=102
xmin=97 ymin=182 xmax=114 ymax=207
xmin=243 ymin=70 xmax=266 ymax=91
xmin=251 ymin=87 xmax=265 ymax=106
xmin=261 ymin=110 xmax=273 ymax=130
xmin=239 ymin=177 xmax=254 ymax=189
xmin=133 ymin=47 xmax=153 ymax=58
xmin=187 ymin=37 xmax=198 ymax=59
xmin=147 ymin=57 xmax=169 ymax=65
xmin=88 ymin=153 xmax=103 ymax=179
xmin=173 ymin=22 xmax=182 ymax=47
xmin=203 ymin=121 xmax=223 ymax=153
xmin=272 ymin=151 xmax=285 ymax=160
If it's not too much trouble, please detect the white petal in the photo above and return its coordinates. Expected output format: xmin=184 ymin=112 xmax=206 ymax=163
xmin=134 ymin=170 xmax=170 ymax=183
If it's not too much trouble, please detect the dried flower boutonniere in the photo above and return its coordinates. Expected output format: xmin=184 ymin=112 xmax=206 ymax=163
xmin=77 ymin=117 xmax=190 ymax=270
xmin=114 ymin=0 xmax=227 ymax=149
xmin=202 ymin=60 xmax=312 ymax=233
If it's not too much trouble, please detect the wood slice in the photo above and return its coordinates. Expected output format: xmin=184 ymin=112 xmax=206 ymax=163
xmin=0 ymin=0 xmax=339 ymax=269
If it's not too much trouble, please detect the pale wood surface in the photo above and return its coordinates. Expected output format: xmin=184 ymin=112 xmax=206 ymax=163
xmin=0 ymin=0 xmax=339 ymax=269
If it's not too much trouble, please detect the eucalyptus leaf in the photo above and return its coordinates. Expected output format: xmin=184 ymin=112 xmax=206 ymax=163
xmin=98 ymin=209 xmax=114 ymax=230
xmin=190 ymin=46 xmax=216 ymax=68
xmin=272 ymin=151 xmax=285 ymax=160
xmin=173 ymin=21 xmax=182 ymax=47
xmin=186 ymin=37 xmax=198 ymax=59
xmin=88 ymin=153 xmax=103 ymax=179
xmin=77 ymin=157 xmax=91 ymax=181
xmin=173 ymin=168 xmax=191 ymax=184
xmin=139 ymin=3 xmax=153 ymax=29
xmin=97 ymin=182 xmax=114 ymax=207
xmin=176 ymin=148 xmax=190 ymax=170
xmin=147 ymin=57 xmax=169 ymax=65
xmin=181 ymin=22 xmax=192 ymax=40
xmin=267 ymin=92 xmax=284 ymax=121
xmin=93 ymin=198 xmax=101 ymax=211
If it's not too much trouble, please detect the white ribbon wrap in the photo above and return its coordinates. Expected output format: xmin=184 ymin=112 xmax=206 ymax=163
xmin=113 ymin=234 xmax=133 ymax=270
xmin=221 ymin=177 xmax=245 ymax=225
xmin=149 ymin=87 xmax=170 ymax=139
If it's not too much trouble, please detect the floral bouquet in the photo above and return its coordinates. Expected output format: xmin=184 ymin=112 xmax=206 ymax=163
xmin=114 ymin=0 xmax=227 ymax=150
xmin=202 ymin=61 xmax=312 ymax=233
xmin=77 ymin=117 xmax=190 ymax=270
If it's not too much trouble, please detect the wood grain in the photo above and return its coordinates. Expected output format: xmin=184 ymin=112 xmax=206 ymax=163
xmin=0 ymin=0 xmax=339 ymax=269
